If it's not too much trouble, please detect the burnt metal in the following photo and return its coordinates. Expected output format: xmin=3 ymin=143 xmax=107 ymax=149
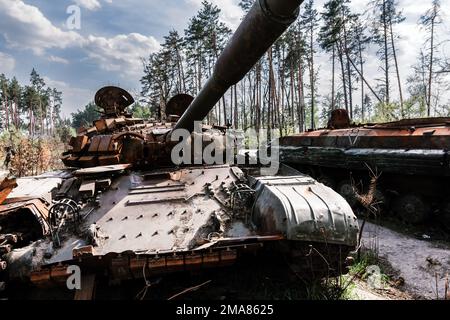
xmin=279 ymin=110 xmax=450 ymax=225
xmin=165 ymin=94 xmax=194 ymax=117
xmin=95 ymin=86 xmax=134 ymax=117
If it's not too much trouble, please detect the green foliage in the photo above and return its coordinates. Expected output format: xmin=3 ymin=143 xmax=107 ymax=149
xmin=56 ymin=121 xmax=76 ymax=144
xmin=304 ymin=277 xmax=355 ymax=300
xmin=0 ymin=69 xmax=63 ymax=134
xmin=141 ymin=1 xmax=232 ymax=121
xmin=318 ymin=0 xmax=346 ymax=52
xmin=372 ymin=102 xmax=401 ymax=122
xmin=238 ymin=0 xmax=254 ymax=13
xmin=347 ymin=249 xmax=391 ymax=297
xmin=129 ymin=102 xmax=152 ymax=119
xmin=71 ymin=102 xmax=100 ymax=130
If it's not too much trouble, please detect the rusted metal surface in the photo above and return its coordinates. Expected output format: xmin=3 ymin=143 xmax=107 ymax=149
xmin=279 ymin=116 xmax=450 ymax=176
xmin=0 ymin=171 xmax=17 ymax=204
xmin=95 ymin=86 xmax=134 ymax=117
xmin=73 ymin=164 xmax=131 ymax=176
xmin=2 ymin=108 xmax=359 ymax=292
xmin=0 ymin=199 xmax=50 ymax=236
xmin=327 ymin=109 xmax=351 ymax=129
xmin=0 ymin=162 xmax=358 ymax=286
xmin=281 ymin=120 xmax=450 ymax=150
xmin=165 ymin=94 xmax=194 ymax=117
xmin=279 ymin=111 xmax=450 ymax=225
xmin=4 ymin=177 xmax=61 ymax=204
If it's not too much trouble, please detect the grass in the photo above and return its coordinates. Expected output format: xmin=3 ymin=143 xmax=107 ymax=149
xmin=347 ymin=249 xmax=391 ymax=292
xmin=303 ymin=276 xmax=356 ymax=300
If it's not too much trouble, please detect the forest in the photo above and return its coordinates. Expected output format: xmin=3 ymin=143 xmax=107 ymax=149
xmin=141 ymin=0 xmax=450 ymax=133
xmin=0 ymin=69 xmax=73 ymax=176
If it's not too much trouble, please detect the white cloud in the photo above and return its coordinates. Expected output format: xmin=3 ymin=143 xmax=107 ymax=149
xmin=0 ymin=52 xmax=15 ymax=74
xmin=73 ymin=0 xmax=112 ymax=11
xmin=0 ymin=0 xmax=82 ymax=55
xmin=84 ymin=33 xmax=160 ymax=76
xmin=48 ymin=55 xmax=70 ymax=64
xmin=0 ymin=0 xmax=159 ymax=77
xmin=74 ymin=0 xmax=100 ymax=11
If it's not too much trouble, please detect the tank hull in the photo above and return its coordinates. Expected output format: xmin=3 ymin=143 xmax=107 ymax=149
xmin=279 ymin=117 xmax=450 ymax=226
xmin=1 ymin=164 xmax=358 ymax=298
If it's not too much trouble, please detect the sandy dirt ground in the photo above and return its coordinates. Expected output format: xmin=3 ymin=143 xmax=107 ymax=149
xmin=361 ymin=221 xmax=450 ymax=300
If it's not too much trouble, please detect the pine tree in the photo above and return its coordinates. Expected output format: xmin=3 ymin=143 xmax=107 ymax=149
xmin=319 ymin=0 xmax=343 ymax=112
xmin=0 ymin=74 xmax=9 ymax=131
xmin=29 ymin=68 xmax=47 ymax=135
xmin=9 ymin=77 xmax=21 ymax=128
xmin=162 ymin=31 xmax=186 ymax=94
xmin=371 ymin=0 xmax=405 ymax=116
xmin=300 ymin=0 xmax=319 ymax=129
xmin=419 ymin=0 xmax=442 ymax=116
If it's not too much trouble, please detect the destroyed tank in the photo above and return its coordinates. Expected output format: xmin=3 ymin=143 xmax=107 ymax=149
xmin=0 ymin=0 xmax=359 ymax=299
xmin=279 ymin=109 xmax=450 ymax=227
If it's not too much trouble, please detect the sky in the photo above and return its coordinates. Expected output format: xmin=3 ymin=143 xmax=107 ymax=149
xmin=0 ymin=0 xmax=449 ymax=118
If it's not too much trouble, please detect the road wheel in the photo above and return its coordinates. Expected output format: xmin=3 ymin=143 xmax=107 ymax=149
xmin=337 ymin=180 xmax=358 ymax=207
xmin=393 ymin=194 xmax=430 ymax=224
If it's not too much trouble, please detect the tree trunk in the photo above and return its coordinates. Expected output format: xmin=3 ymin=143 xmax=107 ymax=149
xmin=345 ymin=49 xmax=383 ymax=105
xmin=175 ymin=47 xmax=185 ymax=92
xmin=3 ymin=86 xmax=9 ymax=131
xmin=297 ymin=31 xmax=305 ymax=132
xmin=257 ymin=63 xmax=262 ymax=132
xmin=281 ymin=47 xmax=286 ymax=135
xmin=389 ymin=19 xmax=403 ymax=117
xmin=359 ymin=40 xmax=365 ymax=122
xmin=290 ymin=59 xmax=295 ymax=130
xmin=234 ymin=85 xmax=238 ymax=129
xmin=309 ymin=26 xmax=315 ymax=130
xmin=268 ymin=49 xmax=273 ymax=137
xmin=338 ymin=43 xmax=349 ymax=112
xmin=427 ymin=14 xmax=436 ymax=116
xmin=14 ymin=97 xmax=19 ymax=128
xmin=29 ymin=106 xmax=32 ymax=136
xmin=297 ymin=59 xmax=305 ymax=132
xmin=197 ymin=44 xmax=202 ymax=95
xmin=332 ymin=45 xmax=336 ymax=110
xmin=343 ymin=21 xmax=353 ymax=118
xmin=383 ymin=0 xmax=390 ymax=105
xmin=242 ymin=77 xmax=247 ymax=130
xmin=40 ymin=99 xmax=44 ymax=135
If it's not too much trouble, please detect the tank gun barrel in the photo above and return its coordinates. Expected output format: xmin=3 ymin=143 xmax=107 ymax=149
xmin=174 ymin=0 xmax=304 ymax=132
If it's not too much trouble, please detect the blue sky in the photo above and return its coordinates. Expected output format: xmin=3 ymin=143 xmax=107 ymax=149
xmin=0 ymin=0 xmax=448 ymax=118
xmin=0 ymin=0 xmax=243 ymax=116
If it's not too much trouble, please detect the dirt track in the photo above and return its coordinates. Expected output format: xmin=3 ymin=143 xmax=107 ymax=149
xmin=361 ymin=222 xmax=450 ymax=299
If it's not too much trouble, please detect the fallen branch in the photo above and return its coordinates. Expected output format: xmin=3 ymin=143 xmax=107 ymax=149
xmin=353 ymin=164 xmax=382 ymax=260
xmin=167 ymin=280 xmax=212 ymax=300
